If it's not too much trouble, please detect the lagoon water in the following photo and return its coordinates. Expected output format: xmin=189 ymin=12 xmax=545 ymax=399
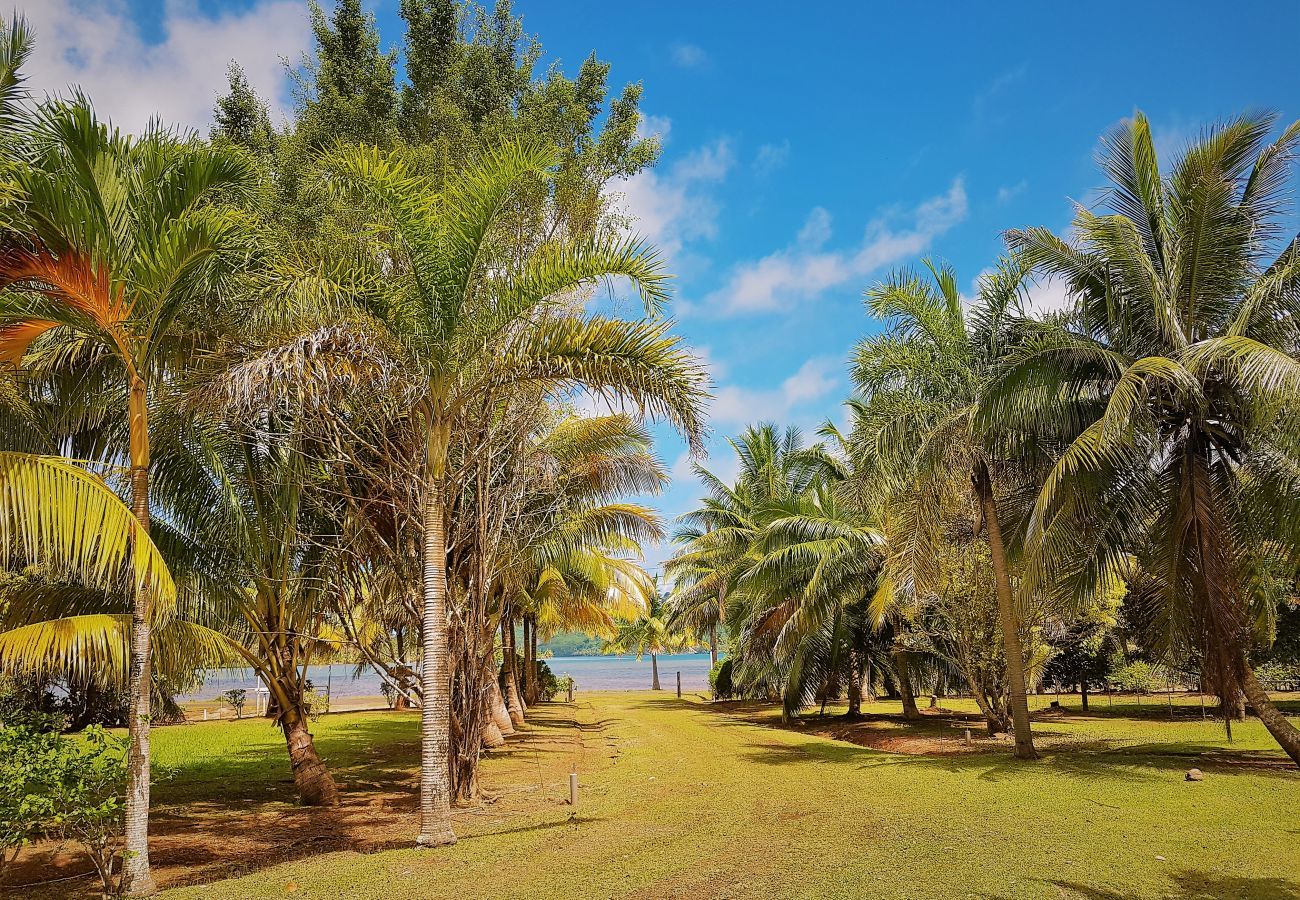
xmin=180 ymin=652 xmax=714 ymax=702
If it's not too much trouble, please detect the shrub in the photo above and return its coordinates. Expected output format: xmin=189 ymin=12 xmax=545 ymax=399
xmin=0 ymin=724 xmax=127 ymax=895
xmin=1111 ymin=660 xmax=1160 ymax=694
xmin=534 ymin=660 xmax=559 ymax=701
xmin=221 ymin=688 xmax=248 ymax=719
xmin=709 ymin=658 xmax=734 ymax=699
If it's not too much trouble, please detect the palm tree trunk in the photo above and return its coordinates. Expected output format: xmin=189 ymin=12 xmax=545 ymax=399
xmin=121 ymin=376 xmax=156 ymax=897
xmin=1241 ymin=659 xmax=1300 ymax=767
xmin=519 ymin=616 xmax=531 ymax=703
xmin=529 ymin=616 xmax=539 ymax=701
xmin=280 ymin=706 xmax=339 ymax=806
xmin=893 ymin=649 xmax=921 ymax=720
xmin=975 ymin=462 xmax=1038 ymax=760
xmin=847 ymin=650 xmax=863 ymax=718
xmin=501 ymin=617 xmax=526 ymax=727
xmin=651 ymin=653 xmax=661 ymax=690
xmin=709 ymin=624 xmax=718 ymax=668
xmin=487 ymin=666 xmax=514 ymax=736
xmin=416 ymin=422 xmax=456 ymax=848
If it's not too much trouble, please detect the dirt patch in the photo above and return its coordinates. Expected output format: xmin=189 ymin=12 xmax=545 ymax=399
xmin=5 ymin=704 xmax=594 ymax=898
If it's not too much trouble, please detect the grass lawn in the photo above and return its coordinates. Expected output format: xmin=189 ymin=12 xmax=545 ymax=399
xmin=12 ymin=692 xmax=1300 ymax=899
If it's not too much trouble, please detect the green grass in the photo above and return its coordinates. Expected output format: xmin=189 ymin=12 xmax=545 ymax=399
xmin=155 ymin=692 xmax=1300 ymax=900
xmin=149 ymin=710 xmax=419 ymax=808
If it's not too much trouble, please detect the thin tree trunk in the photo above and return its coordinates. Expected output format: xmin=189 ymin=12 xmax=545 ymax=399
xmin=519 ymin=616 xmax=532 ymax=703
xmin=281 ymin=707 xmax=339 ymax=806
xmin=846 ymin=650 xmax=863 ymax=718
xmin=975 ymin=462 xmax=1038 ymax=760
xmin=893 ymin=649 xmax=921 ymax=720
xmin=121 ymin=376 xmax=156 ymax=897
xmin=416 ymin=423 xmax=456 ymax=848
xmin=1081 ymin=678 xmax=1089 ymax=712
xmin=529 ymin=616 xmax=539 ymax=701
xmin=651 ymin=653 xmax=661 ymax=690
xmin=709 ymin=624 xmax=718 ymax=668
xmin=1241 ymin=659 xmax=1300 ymax=767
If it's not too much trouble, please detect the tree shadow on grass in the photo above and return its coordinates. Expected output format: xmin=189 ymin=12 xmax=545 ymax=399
xmin=685 ymin=695 xmax=1297 ymax=781
xmin=1043 ymin=870 xmax=1300 ymax=899
xmin=10 ymin=704 xmax=587 ymax=898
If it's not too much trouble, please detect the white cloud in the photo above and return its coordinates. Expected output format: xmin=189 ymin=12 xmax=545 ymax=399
xmin=797 ymin=207 xmax=832 ymax=248
xmin=21 ymin=0 xmax=310 ymax=134
xmin=996 ymin=180 xmax=1028 ymax=204
xmin=670 ymin=42 xmax=708 ymax=68
xmin=1022 ymin=274 xmax=1075 ymax=317
xmin=611 ymin=137 xmax=734 ymax=260
xmin=709 ymin=357 xmax=840 ymax=427
xmin=637 ymin=113 xmax=672 ymax=144
xmin=753 ymin=140 xmax=790 ymax=176
xmin=705 ymin=178 xmax=969 ymax=315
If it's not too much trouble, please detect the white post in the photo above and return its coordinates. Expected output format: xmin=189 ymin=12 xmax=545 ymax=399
xmin=569 ymin=768 xmax=578 ymax=806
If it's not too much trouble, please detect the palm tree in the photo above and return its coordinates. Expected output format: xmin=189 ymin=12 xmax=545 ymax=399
xmin=606 ymin=587 xmax=680 ymax=690
xmin=0 ymin=89 xmax=252 ymax=891
xmin=741 ymin=457 xmax=887 ymax=719
xmin=991 ymin=111 xmax=1300 ymax=764
xmin=852 ymin=259 xmax=1040 ymax=759
xmin=322 ymin=142 xmax=707 ymax=846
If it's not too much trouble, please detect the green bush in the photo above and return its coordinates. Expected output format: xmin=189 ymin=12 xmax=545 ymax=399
xmin=1111 ymin=660 xmax=1160 ymax=694
xmin=710 ymin=658 xmax=734 ymax=699
xmin=0 ymin=724 xmax=127 ymax=895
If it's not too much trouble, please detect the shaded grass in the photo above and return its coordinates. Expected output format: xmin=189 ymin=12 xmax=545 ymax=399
xmin=157 ymin=692 xmax=1300 ymax=900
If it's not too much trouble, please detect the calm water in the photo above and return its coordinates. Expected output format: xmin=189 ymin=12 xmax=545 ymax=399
xmin=180 ymin=652 xmax=713 ymax=702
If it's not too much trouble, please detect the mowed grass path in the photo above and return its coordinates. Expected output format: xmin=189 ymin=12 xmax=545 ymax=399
xmin=164 ymin=692 xmax=1300 ymax=900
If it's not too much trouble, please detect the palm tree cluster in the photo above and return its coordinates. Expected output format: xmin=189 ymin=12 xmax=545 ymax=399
xmin=669 ymin=111 xmax=1300 ymax=767
xmin=0 ymin=10 xmax=706 ymax=894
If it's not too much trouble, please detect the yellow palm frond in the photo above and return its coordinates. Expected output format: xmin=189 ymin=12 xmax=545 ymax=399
xmin=0 ymin=614 xmax=243 ymax=684
xmin=0 ymin=452 xmax=175 ymax=608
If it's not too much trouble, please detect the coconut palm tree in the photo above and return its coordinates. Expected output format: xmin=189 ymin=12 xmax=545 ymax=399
xmin=740 ymin=463 xmax=887 ymax=719
xmin=0 ymin=90 xmax=252 ymax=891
xmin=851 ymin=259 xmax=1041 ymax=759
xmin=605 ymin=586 xmax=680 ymax=690
xmin=990 ymin=111 xmax=1300 ymax=764
xmin=321 ymin=141 xmax=707 ymax=846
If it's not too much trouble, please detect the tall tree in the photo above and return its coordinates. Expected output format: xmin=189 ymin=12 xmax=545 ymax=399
xmin=294 ymin=0 xmax=399 ymax=149
xmin=0 ymin=94 xmax=252 ymax=892
xmin=991 ymin=111 xmax=1300 ymax=764
xmin=322 ymin=140 xmax=706 ymax=846
xmin=852 ymin=260 xmax=1041 ymax=759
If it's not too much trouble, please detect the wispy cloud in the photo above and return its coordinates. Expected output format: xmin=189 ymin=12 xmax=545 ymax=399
xmin=705 ymin=179 xmax=969 ymax=316
xmin=996 ymin=180 xmax=1028 ymax=205
xmin=610 ymin=137 xmax=734 ymax=261
xmin=753 ymin=140 xmax=790 ymax=176
xmin=709 ymin=357 xmax=840 ymax=427
xmin=21 ymin=0 xmax=311 ymax=134
xmin=670 ymin=42 xmax=708 ymax=69
xmin=972 ymin=64 xmax=1027 ymax=125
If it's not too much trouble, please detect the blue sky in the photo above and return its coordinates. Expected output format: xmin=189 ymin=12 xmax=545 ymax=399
xmin=23 ymin=1 xmax=1300 ymax=571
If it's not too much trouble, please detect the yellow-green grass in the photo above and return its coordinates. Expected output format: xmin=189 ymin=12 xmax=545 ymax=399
xmin=159 ymin=691 xmax=1300 ymax=900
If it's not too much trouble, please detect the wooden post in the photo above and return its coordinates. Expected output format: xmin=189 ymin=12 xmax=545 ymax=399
xmin=567 ymin=681 xmax=574 ymax=703
xmin=676 ymin=671 xmax=682 ymax=698
xmin=569 ymin=767 xmax=578 ymax=806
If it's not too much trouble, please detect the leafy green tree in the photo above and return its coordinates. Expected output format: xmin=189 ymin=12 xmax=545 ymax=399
xmin=211 ymin=62 xmax=276 ymax=157
xmin=294 ymin=0 xmax=399 ymax=150
xmin=990 ymin=111 xmax=1300 ymax=765
xmin=320 ymin=140 xmax=706 ymax=846
xmin=852 ymin=259 xmax=1041 ymax=759
xmin=605 ymin=589 xmax=681 ymax=690
xmin=0 ymin=81 xmax=253 ymax=889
